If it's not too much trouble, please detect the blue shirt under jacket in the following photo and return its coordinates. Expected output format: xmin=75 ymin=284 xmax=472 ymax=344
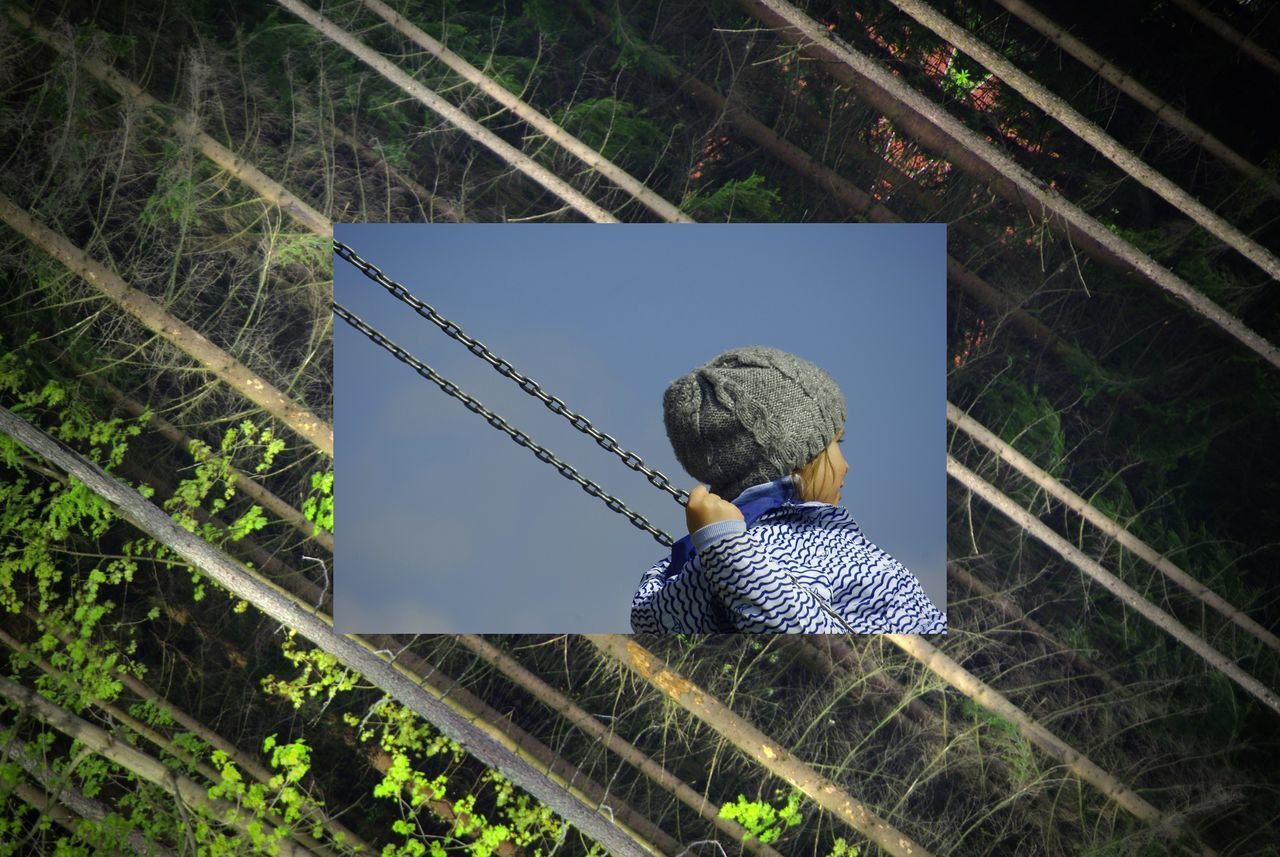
xmin=630 ymin=476 xmax=947 ymax=634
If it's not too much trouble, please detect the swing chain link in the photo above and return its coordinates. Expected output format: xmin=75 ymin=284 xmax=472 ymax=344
xmin=333 ymin=301 xmax=677 ymax=548
xmin=334 ymin=240 xmax=690 ymax=508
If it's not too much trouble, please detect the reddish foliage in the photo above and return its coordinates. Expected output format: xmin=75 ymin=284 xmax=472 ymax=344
xmin=953 ymin=318 xmax=988 ymax=368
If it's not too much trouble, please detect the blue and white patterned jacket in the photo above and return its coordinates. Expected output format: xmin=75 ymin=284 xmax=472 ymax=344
xmin=631 ymin=477 xmax=946 ymax=634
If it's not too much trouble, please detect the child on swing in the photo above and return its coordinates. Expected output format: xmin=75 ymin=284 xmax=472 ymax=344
xmin=631 ymin=346 xmax=946 ymax=634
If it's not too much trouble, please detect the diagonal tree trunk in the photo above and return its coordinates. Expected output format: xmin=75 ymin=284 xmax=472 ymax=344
xmin=359 ymin=0 xmax=692 ymax=224
xmin=7 ymin=377 xmax=671 ymax=854
xmin=91 ymin=448 xmax=674 ymax=854
xmin=881 ymin=634 xmax=1173 ymax=828
xmin=103 ymin=594 xmax=527 ymax=856
xmin=356 ymin=637 xmax=679 ymax=857
xmin=274 ymin=0 xmax=619 ymax=224
xmin=1167 ymin=0 xmax=1280 ymax=79
xmin=6 ymin=7 xmax=332 ymax=238
xmin=0 ymin=627 xmax=364 ymax=857
xmin=0 ymin=404 xmax=651 ymax=857
xmin=45 ymin=344 xmax=333 ymax=551
xmin=946 ymin=561 xmax=1128 ymax=694
xmin=114 ymin=453 xmax=669 ymax=851
xmin=885 ymin=0 xmax=1280 ymax=282
xmin=455 ymin=634 xmax=787 ymax=857
xmin=713 ymin=68 xmax=1093 ymax=364
xmin=948 ymin=402 xmax=1280 ymax=654
xmin=737 ymin=0 xmax=1280 ymax=371
xmin=0 ymin=192 xmax=334 ymax=456
xmin=5 ymin=745 xmax=181 ymax=857
xmin=329 ymin=121 xmax=467 ymax=223
xmin=0 ymin=676 xmax=321 ymax=857
xmin=585 ymin=634 xmax=934 ymax=857
xmin=947 ymin=455 xmax=1280 ymax=716
xmin=11 ymin=7 xmax=462 ymax=235
xmin=987 ymin=0 xmax=1280 ymax=200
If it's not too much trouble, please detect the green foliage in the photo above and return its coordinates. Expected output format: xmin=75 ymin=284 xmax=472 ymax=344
xmin=208 ymin=740 xmax=316 ymax=853
xmin=272 ymin=234 xmax=331 ymax=272
xmin=303 ymin=470 xmax=335 ymax=534
xmin=682 ymin=173 xmax=784 ymax=222
xmin=357 ymin=702 xmax=565 ymax=856
xmin=0 ymin=340 xmax=156 ymax=713
xmin=525 ymin=0 xmax=592 ymax=40
xmin=227 ymin=504 xmax=268 ymax=541
xmin=261 ymin=630 xmax=360 ymax=709
xmin=0 ymin=335 xmax=353 ymax=852
xmin=942 ymin=64 xmax=978 ymax=96
xmin=958 ymin=698 xmax=1036 ymax=787
xmin=138 ymin=175 xmax=202 ymax=230
xmin=826 ymin=839 xmax=859 ymax=857
xmin=555 ymin=97 xmax=664 ymax=167
xmin=981 ymin=374 xmax=1066 ymax=477
xmin=260 ymin=650 xmax=568 ymax=857
xmin=718 ymin=790 xmax=804 ymax=844
xmin=601 ymin=7 xmax=678 ymax=76
xmin=164 ymin=419 xmax=289 ymax=545
xmin=1057 ymin=346 xmax=1138 ymax=407
xmin=485 ymin=53 xmax=537 ymax=97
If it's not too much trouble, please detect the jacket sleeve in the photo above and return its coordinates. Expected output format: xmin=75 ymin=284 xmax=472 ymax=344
xmin=630 ymin=554 xmax=734 ymax=633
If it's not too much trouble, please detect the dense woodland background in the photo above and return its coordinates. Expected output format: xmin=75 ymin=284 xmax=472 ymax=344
xmin=0 ymin=0 xmax=1278 ymax=854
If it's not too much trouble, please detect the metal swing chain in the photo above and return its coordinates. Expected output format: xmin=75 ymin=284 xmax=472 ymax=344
xmin=334 ymin=250 xmax=862 ymax=634
xmin=333 ymin=301 xmax=677 ymax=548
xmin=334 ymin=240 xmax=690 ymax=508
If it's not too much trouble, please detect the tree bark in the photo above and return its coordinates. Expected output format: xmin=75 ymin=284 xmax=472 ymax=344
xmin=1167 ymin=0 xmax=1280 ymax=79
xmin=7 ymin=7 xmax=332 ymax=237
xmin=0 ymin=404 xmax=652 ymax=857
xmin=0 ymin=675 xmax=320 ymax=857
xmin=0 ymin=192 xmax=335 ymax=457
xmin=947 ymin=455 xmax=1280 ymax=716
xmin=988 ymin=0 xmax=1280 ymax=200
xmin=360 ymin=0 xmax=692 ymax=223
xmin=886 ymin=0 xmax=1280 ymax=281
xmin=3 ymin=620 xmax=373 ymax=855
xmin=946 ymin=561 xmax=1127 ymax=693
xmin=882 ymin=634 xmax=1170 ymax=826
xmin=456 ymin=634 xmax=787 ymax=857
xmin=5 ymin=747 xmax=181 ymax=857
xmin=948 ymin=402 xmax=1280 ymax=654
xmin=612 ymin=24 xmax=1091 ymax=373
xmin=48 ymin=345 xmax=333 ymax=551
xmin=585 ymin=634 xmax=933 ymax=857
xmin=329 ymin=121 xmax=467 ymax=223
xmin=359 ymin=634 xmax=681 ymax=857
xmin=736 ymin=0 xmax=1280 ymax=371
xmin=0 ymin=627 xmax=360 ymax=857
xmin=275 ymin=0 xmax=619 ymax=224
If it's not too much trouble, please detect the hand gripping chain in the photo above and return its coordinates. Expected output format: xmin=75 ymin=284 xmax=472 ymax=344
xmin=333 ymin=302 xmax=677 ymax=548
xmin=334 ymin=240 xmax=689 ymax=507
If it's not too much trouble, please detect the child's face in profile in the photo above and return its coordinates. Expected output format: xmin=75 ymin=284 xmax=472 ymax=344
xmin=800 ymin=430 xmax=849 ymax=505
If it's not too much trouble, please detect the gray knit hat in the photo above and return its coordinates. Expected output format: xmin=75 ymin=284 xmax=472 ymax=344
xmin=663 ymin=346 xmax=847 ymax=501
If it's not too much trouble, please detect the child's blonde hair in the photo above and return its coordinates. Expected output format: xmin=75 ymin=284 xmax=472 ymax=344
xmin=792 ymin=432 xmax=842 ymax=502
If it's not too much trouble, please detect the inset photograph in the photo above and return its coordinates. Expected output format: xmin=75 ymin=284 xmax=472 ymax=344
xmin=335 ymin=224 xmax=945 ymax=632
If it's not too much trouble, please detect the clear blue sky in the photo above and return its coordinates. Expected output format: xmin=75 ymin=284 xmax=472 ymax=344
xmin=334 ymin=224 xmax=945 ymax=632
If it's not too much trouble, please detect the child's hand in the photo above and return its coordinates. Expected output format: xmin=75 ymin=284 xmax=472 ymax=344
xmin=685 ymin=485 xmax=745 ymax=535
